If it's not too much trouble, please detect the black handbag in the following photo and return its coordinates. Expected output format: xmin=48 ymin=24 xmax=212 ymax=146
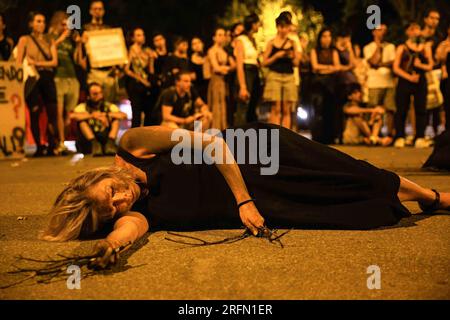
xmin=24 ymin=35 xmax=53 ymax=99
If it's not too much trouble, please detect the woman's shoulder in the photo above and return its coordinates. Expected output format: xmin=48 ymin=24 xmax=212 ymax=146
xmin=18 ymin=35 xmax=29 ymax=45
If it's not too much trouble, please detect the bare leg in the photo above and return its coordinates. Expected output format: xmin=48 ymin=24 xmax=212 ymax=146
xmin=79 ymin=121 xmax=95 ymax=140
xmin=371 ymin=117 xmax=383 ymax=138
xmin=386 ymin=111 xmax=395 ymax=137
xmin=398 ymin=176 xmax=450 ymax=210
xmin=108 ymin=120 xmax=120 ymax=140
xmin=352 ymin=117 xmax=371 ymax=137
xmin=57 ymin=102 xmax=65 ymax=143
xmin=200 ymin=112 xmax=213 ymax=131
xmin=281 ymin=101 xmax=292 ymax=129
xmin=269 ymin=101 xmax=281 ymax=125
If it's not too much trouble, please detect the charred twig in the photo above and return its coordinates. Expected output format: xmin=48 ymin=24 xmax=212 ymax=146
xmin=165 ymin=230 xmax=251 ymax=247
xmin=165 ymin=227 xmax=292 ymax=248
xmin=0 ymin=242 xmax=133 ymax=290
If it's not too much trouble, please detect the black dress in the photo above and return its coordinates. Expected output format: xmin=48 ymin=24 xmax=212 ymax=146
xmin=117 ymin=123 xmax=411 ymax=231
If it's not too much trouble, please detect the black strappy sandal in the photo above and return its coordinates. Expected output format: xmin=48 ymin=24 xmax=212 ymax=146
xmin=419 ymin=189 xmax=441 ymax=214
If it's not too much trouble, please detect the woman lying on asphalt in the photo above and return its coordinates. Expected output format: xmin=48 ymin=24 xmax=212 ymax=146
xmin=40 ymin=123 xmax=450 ymax=268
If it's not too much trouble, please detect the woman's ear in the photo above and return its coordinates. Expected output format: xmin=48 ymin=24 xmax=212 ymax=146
xmin=115 ymin=155 xmax=134 ymax=172
xmin=114 ymin=155 xmax=126 ymax=167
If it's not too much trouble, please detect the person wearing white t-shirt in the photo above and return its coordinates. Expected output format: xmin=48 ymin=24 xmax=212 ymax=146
xmin=363 ymin=24 xmax=396 ymax=137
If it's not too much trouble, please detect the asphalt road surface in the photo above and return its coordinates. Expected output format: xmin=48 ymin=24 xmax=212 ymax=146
xmin=0 ymin=146 xmax=449 ymax=300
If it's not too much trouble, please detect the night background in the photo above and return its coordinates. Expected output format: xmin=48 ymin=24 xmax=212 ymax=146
xmin=1 ymin=0 xmax=450 ymax=48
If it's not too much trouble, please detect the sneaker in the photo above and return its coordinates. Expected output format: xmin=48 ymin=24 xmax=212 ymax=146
xmin=91 ymin=139 xmax=104 ymax=157
xmin=394 ymin=138 xmax=406 ymax=148
xmin=369 ymin=136 xmax=379 ymax=145
xmin=104 ymin=138 xmax=118 ymax=156
xmin=415 ymin=138 xmax=432 ymax=149
xmin=405 ymin=135 xmax=414 ymax=147
xmin=33 ymin=145 xmax=47 ymax=158
xmin=54 ymin=142 xmax=70 ymax=156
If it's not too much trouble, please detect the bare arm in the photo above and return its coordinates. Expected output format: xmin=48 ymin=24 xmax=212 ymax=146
xmin=194 ymin=97 xmax=209 ymax=112
xmin=292 ymin=41 xmax=301 ymax=67
xmin=91 ymin=212 xmax=149 ymax=269
xmin=107 ymin=212 xmax=149 ymax=247
xmin=120 ymin=126 xmax=265 ymax=234
xmin=234 ymin=39 xmax=247 ymax=91
xmin=340 ymin=46 xmax=355 ymax=72
xmin=435 ymin=41 xmax=449 ymax=64
xmin=15 ymin=36 xmax=27 ymax=65
xmin=368 ymin=45 xmax=381 ymax=67
xmin=413 ymin=45 xmax=433 ymax=72
xmin=162 ymin=105 xmax=189 ymax=125
xmin=74 ymin=40 xmax=87 ymax=70
xmin=344 ymin=106 xmax=377 ymax=116
xmin=393 ymin=45 xmax=414 ymax=81
xmin=228 ymin=55 xmax=236 ymax=71
xmin=262 ymin=40 xmax=278 ymax=67
xmin=70 ymin=112 xmax=92 ymax=121
xmin=311 ymin=49 xmax=339 ymax=74
xmin=108 ymin=111 xmax=128 ymax=120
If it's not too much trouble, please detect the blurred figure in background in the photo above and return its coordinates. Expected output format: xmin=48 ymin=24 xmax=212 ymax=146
xmin=0 ymin=13 xmax=13 ymax=61
xmin=436 ymin=23 xmax=450 ymax=130
xmin=150 ymin=32 xmax=169 ymax=124
xmin=343 ymin=83 xmax=390 ymax=146
xmin=207 ymin=28 xmax=236 ymax=131
xmin=363 ymin=24 xmax=396 ymax=138
xmin=83 ymin=0 xmax=118 ymax=103
xmin=191 ymin=36 xmax=208 ymax=102
xmin=310 ymin=27 xmax=340 ymax=144
xmin=49 ymin=11 xmax=83 ymax=155
xmin=393 ymin=22 xmax=433 ymax=149
xmin=421 ymin=9 xmax=443 ymax=136
xmin=71 ymin=83 xmax=126 ymax=156
xmin=234 ymin=13 xmax=262 ymax=126
xmin=125 ymin=27 xmax=154 ymax=128
xmin=161 ymin=37 xmax=194 ymax=88
xmin=262 ymin=13 xmax=300 ymax=129
xmin=335 ymin=29 xmax=358 ymax=144
xmin=224 ymin=22 xmax=244 ymax=127
xmin=16 ymin=11 xmax=59 ymax=157
xmin=160 ymin=72 xmax=212 ymax=130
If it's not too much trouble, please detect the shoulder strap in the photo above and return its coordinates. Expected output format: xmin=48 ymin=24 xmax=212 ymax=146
xmin=29 ymin=35 xmax=52 ymax=61
xmin=280 ymin=37 xmax=290 ymax=50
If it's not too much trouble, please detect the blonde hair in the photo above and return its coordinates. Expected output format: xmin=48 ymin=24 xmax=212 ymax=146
xmin=39 ymin=166 xmax=134 ymax=242
xmin=48 ymin=11 xmax=67 ymax=35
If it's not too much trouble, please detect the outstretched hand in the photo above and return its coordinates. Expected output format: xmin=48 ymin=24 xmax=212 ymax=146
xmin=88 ymin=239 xmax=120 ymax=270
xmin=239 ymin=202 xmax=265 ymax=236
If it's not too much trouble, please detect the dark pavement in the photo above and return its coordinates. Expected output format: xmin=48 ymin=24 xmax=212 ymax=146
xmin=0 ymin=146 xmax=449 ymax=300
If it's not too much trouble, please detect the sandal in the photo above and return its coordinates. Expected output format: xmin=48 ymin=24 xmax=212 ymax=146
xmin=419 ymin=189 xmax=441 ymax=214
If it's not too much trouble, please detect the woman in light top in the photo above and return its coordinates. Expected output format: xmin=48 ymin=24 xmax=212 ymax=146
xmin=234 ymin=13 xmax=261 ymax=126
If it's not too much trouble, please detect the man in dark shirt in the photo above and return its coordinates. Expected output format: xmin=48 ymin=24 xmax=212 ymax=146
xmin=159 ymin=71 xmax=212 ymax=131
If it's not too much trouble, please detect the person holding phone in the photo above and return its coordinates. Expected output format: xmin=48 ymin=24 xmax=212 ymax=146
xmin=159 ymin=71 xmax=212 ymax=131
xmin=262 ymin=13 xmax=300 ymax=129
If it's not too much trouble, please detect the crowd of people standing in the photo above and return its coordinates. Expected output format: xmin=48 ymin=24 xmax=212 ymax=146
xmin=1 ymin=1 xmax=449 ymax=157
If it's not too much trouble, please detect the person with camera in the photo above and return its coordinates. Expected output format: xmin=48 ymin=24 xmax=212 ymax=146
xmin=70 ymin=82 xmax=127 ymax=156
xmin=262 ymin=13 xmax=300 ymax=129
